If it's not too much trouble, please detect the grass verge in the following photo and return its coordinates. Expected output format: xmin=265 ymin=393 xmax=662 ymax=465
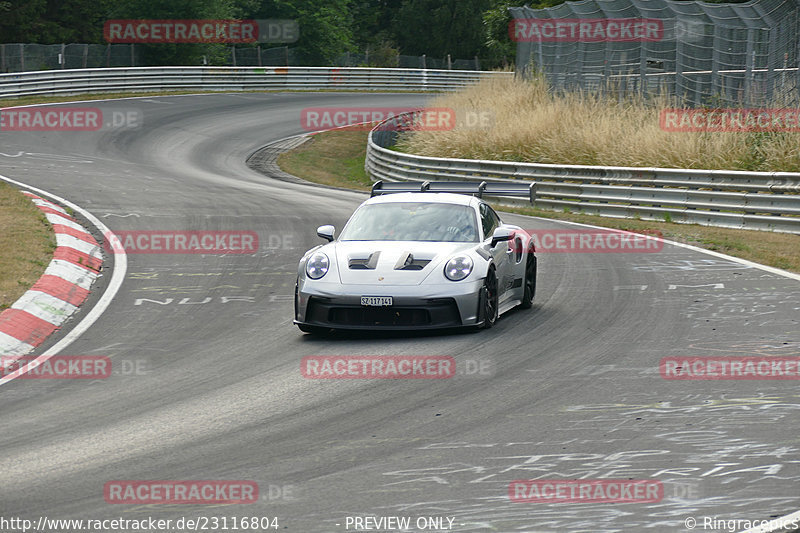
xmin=277 ymin=129 xmax=800 ymax=273
xmin=0 ymin=182 xmax=56 ymax=310
xmin=277 ymin=131 xmax=373 ymax=191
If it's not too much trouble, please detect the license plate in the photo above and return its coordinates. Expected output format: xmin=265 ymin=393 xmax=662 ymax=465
xmin=361 ymin=296 xmax=393 ymax=306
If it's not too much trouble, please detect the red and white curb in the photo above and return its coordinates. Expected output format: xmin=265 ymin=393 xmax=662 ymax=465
xmin=0 ymin=192 xmax=102 ymax=358
xmin=308 ymin=119 xmax=376 ymax=135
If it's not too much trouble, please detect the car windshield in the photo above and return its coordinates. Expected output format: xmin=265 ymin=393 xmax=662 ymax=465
xmin=339 ymin=202 xmax=479 ymax=242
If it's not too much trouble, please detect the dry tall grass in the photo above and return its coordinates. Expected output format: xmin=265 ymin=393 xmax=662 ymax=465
xmin=396 ymin=75 xmax=800 ymax=172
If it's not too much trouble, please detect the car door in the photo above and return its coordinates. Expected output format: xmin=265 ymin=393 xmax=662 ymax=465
xmin=479 ymin=203 xmax=514 ymax=301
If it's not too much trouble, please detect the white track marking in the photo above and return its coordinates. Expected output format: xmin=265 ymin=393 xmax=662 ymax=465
xmin=516 ymin=214 xmax=800 ymax=282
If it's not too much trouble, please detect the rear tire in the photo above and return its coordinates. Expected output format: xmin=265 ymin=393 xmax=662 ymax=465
xmin=520 ymin=252 xmax=537 ymax=309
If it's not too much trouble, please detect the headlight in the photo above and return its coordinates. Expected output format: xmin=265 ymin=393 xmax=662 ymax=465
xmin=444 ymin=256 xmax=473 ymax=281
xmin=306 ymin=252 xmax=329 ymax=279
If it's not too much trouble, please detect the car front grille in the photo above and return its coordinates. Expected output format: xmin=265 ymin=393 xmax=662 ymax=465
xmin=306 ymin=297 xmax=461 ymax=328
xmin=331 ymin=307 xmax=429 ymax=326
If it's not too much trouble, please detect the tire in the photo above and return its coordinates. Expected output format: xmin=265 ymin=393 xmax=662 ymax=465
xmin=520 ymin=252 xmax=537 ymax=309
xmin=479 ymin=268 xmax=499 ymax=329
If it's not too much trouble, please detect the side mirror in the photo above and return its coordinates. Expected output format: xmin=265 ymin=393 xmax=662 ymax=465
xmin=317 ymin=225 xmax=335 ymax=242
xmin=490 ymin=227 xmax=513 ymax=248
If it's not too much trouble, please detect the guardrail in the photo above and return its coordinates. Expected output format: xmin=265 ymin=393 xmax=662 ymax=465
xmin=0 ymin=66 xmax=510 ymax=99
xmin=366 ymin=119 xmax=800 ymax=233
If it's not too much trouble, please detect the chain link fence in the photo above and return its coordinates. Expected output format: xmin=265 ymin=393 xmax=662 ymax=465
xmin=510 ymin=0 xmax=800 ymax=107
xmin=0 ymin=43 xmax=297 ymax=71
xmin=1 ymin=43 xmax=141 ymax=72
xmin=0 ymin=43 xmax=485 ymax=72
xmin=333 ymin=51 xmax=481 ymax=70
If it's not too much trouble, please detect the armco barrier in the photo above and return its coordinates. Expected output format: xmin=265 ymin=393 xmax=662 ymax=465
xmin=4 ymin=67 xmax=797 ymax=233
xmin=366 ymin=117 xmax=800 ymax=233
xmin=0 ymin=66 xmax=510 ymax=99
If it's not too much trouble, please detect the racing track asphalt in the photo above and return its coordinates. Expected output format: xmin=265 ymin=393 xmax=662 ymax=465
xmin=0 ymin=92 xmax=799 ymax=532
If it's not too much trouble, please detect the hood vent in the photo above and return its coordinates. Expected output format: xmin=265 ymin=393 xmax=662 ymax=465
xmin=349 ymin=251 xmax=380 ymax=270
xmin=394 ymin=252 xmax=432 ymax=271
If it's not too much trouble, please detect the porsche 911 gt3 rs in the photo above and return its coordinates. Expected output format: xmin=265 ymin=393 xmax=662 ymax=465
xmin=293 ymin=181 xmax=537 ymax=333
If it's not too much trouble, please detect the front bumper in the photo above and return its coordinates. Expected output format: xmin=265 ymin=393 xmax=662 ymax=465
xmin=294 ymin=279 xmax=484 ymax=330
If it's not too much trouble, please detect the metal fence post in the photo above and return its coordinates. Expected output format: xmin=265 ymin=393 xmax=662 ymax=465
xmin=20 ymin=44 xmax=24 ymax=72
xmin=675 ymin=31 xmax=684 ymax=104
xmin=765 ymin=27 xmax=777 ymax=104
xmin=711 ymin=24 xmax=721 ymax=102
xmin=82 ymin=44 xmax=88 ymax=68
xmin=639 ymin=41 xmax=647 ymax=96
xmin=421 ymin=54 xmax=426 ymax=69
xmin=602 ymin=41 xmax=612 ymax=96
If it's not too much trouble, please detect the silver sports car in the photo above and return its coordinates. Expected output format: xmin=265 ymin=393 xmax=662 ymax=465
xmin=293 ymin=181 xmax=537 ymax=333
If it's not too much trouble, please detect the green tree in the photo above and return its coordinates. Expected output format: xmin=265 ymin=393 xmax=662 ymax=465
xmin=350 ymin=0 xmax=401 ymax=49
xmin=254 ymin=0 xmax=354 ymax=65
xmin=109 ymin=0 xmax=259 ymax=65
xmin=392 ymin=0 xmax=489 ymax=59
xmin=1 ymin=0 xmax=46 ymax=42
xmin=483 ymin=0 xmax=567 ymax=67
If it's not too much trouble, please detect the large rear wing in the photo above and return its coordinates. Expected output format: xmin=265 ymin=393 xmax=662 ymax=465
xmin=370 ymin=180 xmax=534 ymax=203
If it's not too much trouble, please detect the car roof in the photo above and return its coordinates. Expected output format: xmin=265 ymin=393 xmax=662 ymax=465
xmin=363 ymin=192 xmax=480 ymax=208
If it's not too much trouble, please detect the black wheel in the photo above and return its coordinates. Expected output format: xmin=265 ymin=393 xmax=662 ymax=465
xmin=520 ymin=252 xmax=537 ymax=309
xmin=479 ymin=267 xmax=499 ymax=329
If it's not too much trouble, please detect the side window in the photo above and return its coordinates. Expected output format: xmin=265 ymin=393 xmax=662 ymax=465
xmin=480 ymin=203 xmax=498 ymax=239
xmin=487 ymin=205 xmax=502 ymax=229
